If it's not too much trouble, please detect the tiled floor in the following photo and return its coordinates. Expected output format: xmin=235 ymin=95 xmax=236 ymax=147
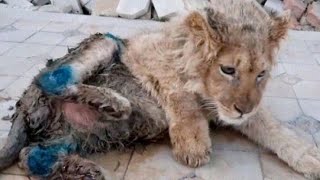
xmin=0 ymin=7 xmax=320 ymax=180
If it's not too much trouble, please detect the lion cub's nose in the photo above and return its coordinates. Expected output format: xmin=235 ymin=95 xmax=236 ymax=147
xmin=234 ymin=104 xmax=253 ymax=116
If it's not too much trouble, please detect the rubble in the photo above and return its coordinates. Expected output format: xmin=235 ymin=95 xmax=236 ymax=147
xmin=0 ymin=0 xmax=319 ymax=31
xmin=39 ymin=4 xmax=72 ymax=13
xmin=50 ymin=0 xmax=82 ymax=14
xmin=152 ymin=0 xmax=185 ymax=19
xmin=3 ymin=0 xmax=34 ymax=8
xmin=284 ymin=0 xmax=307 ymax=19
xmin=30 ymin=0 xmax=50 ymax=6
xmin=92 ymin=0 xmax=119 ymax=17
xmin=116 ymin=0 xmax=150 ymax=19
xmin=306 ymin=1 xmax=320 ymax=29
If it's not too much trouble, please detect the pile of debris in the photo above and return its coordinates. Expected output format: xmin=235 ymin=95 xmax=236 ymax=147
xmin=1 ymin=0 xmax=319 ymax=30
xmin=264 ymin=0 xmax=320 ymax=31
xmin=0 ymin=0 xmax=209 ymax=20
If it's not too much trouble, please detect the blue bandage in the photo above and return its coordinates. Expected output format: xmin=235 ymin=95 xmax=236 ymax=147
xmin=37 ymin=65 xmax=76 ymax=95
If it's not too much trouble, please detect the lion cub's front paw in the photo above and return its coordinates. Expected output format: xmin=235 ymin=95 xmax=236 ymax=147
xmin=296 ymin=147 xmax=320 ymax=179
xmin=171 ymin=127 xmax=212 ymax=167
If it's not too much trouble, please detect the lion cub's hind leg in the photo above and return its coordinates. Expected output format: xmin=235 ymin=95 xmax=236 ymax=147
xmin=63 ymin=84 xmax=132 ymax=122
xmin=19 ymin=143 xmax=105 ymax=180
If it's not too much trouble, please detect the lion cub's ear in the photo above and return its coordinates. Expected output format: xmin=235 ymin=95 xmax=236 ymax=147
xmin=269 ymin=10 xmax=291 ymax=47
xmin=184 ymin=11 xmax=221 ymax=47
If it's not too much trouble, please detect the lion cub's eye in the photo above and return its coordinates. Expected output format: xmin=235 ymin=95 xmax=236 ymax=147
xmin=257 ymin=70 xmax=266 ymax=81
xmin=257 ymin=70 xmax=266 ymax=78
xmin=220 ymin=65 xmax=235 ymax=75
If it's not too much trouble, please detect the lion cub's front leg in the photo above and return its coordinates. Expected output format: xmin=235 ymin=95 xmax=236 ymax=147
xmin=237 ymin=107 xmax=320 ymax=179
xmin=165 ymin=92 xmax=211 ymax=167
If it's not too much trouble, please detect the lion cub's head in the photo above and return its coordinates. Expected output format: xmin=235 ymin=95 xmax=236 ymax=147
xmin=184 ymin=0 xmax=290 ymax=125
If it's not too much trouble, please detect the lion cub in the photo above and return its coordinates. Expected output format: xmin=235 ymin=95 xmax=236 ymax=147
xmin=123 ymin=0 xmax=289 ymax=167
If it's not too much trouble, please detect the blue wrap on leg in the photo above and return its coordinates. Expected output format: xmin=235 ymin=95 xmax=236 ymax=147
xmin=37 ymin=65 xmax=76 ymax=95
xmin=27 ymin=142 xmax=77 ymax=177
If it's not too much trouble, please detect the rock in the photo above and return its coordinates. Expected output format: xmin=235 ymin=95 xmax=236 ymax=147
xmin=283 ymin=0 xmax=307 ymax=19
xmin=92 ymin=0 xmax=119 ymax=17
xmin=152 ymin=0 xmax=185 ymax=19
xmin=183 ymin=0 xmax=208 ymax=11
xmin=31 ymin=0 xmax=50 ymax=6
xmin=306 ymin=1 xmax=320 ymax=28
xmin=3 ymin=0 xmax=34 ymax=8
xmin=264 ymin=0 xmax=284 ymax=13
xmin=50 ymin=0 xmax=83 ymax=14
xmin=116 ymin=0 xmax=150 ymax=19
xmin=39 ymin=4 xmax=72 ymax=13
xmin=289 ymin=15 xmax=301 ymax=29
xmin=80 ymin=0 xmax=90 ymax=5
xmin=139 ymin=4 xmax=152 ymax=19
xmin=83 ymin=0 xmax=94 ymax=14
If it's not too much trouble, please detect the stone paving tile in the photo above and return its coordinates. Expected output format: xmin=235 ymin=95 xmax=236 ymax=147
xmin=0 ymin=130 xmax=9 ymax=148
xmin=0 ymin=76 xmax=18 ymax=91
xmin=125 ymin=142 xmax=195 ymax=180
xmin=1 ymin=76 xmax=33 ymax=99
xmin=0 ymin=18 xmax=17 ymax=28
xmin=314 ymin=131 xmax=320 ymax=147
xmin=283 ymin=63 xmax=320 ymax=81
xmin=41 ymin=21 xmax=82 ymax=33
xmin=195 ymin=150 xmax=263 ymax=180
xmin=0 ymin=42 xmax=18 ymax=55
xmin=294 ymin=81 xmax=320 ymax=100
xmin=282 ymin=39 xmax=309 ymax=52
xmin=288 ymin=115 xmax=320 ymax=134
xmin=0 ymin=29 xmax=36 ymax=42
xmin=2 ymin=164 xmax=27 ymax=176
xmin=279 ymin=50 xmax=318 ymax=65
xmin=305 ymin=40 xmax=320 ymax=53
xmin=299 ymin=99 xmax=320 ymax=121
xmin=23 ymin=62 xmax=46 ymax=78
xmin=288 ymin=30 xmax=320 ymax=41
xmin=25 ymin=32 xmax=65 ymax=45
xmin=264 ymin=77 xmax=296 ymax=98
xmin=12 ymin=19 xmax=49 ymax=31
xmin=78 ymin=24 xmax=114 ymax=34
xmin=48 ymin=46 xmax=69 ymax=59
xmin=59 ymin=34 xmax=87 ymax=46
xmin=0 ymin=56 xmax=36 ymax=76
xmin=260 ymin=153 xmax=307 ymax=180
xmin=313 ymin=53 xmax=320 ymax=65
xmin=211 ymin=128 xmax=259 ymax=152
xmin=5 ymin=43 xmax=54 ymax=58
xmin=0 ymin=174 xmax=29 ymax=180
xmin=0 ymin=99 xmax=16 ymax=131
xmin=262 ymin=97 xmax=303 ymax=122
xmin=271 ymin=63 xmax=286 ymax=78
xmin=88 ymin=151 xmax=133 ymax=180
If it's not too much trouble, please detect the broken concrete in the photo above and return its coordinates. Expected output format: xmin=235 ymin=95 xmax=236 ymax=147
xmin=283 ymin=0 xmax=307 ymax=19
xmin=50 ymin=0 xmax=82 ymax=14
xmin=92 ymin=0 xmax=119 ymax=17
xmin=306 ymin=1 xmax=320 ymax=28
xmin=116 ymin=0 xmax=150 ymax=19
xmin=3 ymin=0 xmax=34 ymax=8
xmin=183 ymin=0 xmax=208 ymax=11
xmin=152 ymin=0 xmax=185 ymax=19
xmin=264 ymin=0 xmax=284 ymax=13
xmin=39 ymin=4 xmax=72 ymax=13
xmin=30 ymin=0 xmax=50 ymax=6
